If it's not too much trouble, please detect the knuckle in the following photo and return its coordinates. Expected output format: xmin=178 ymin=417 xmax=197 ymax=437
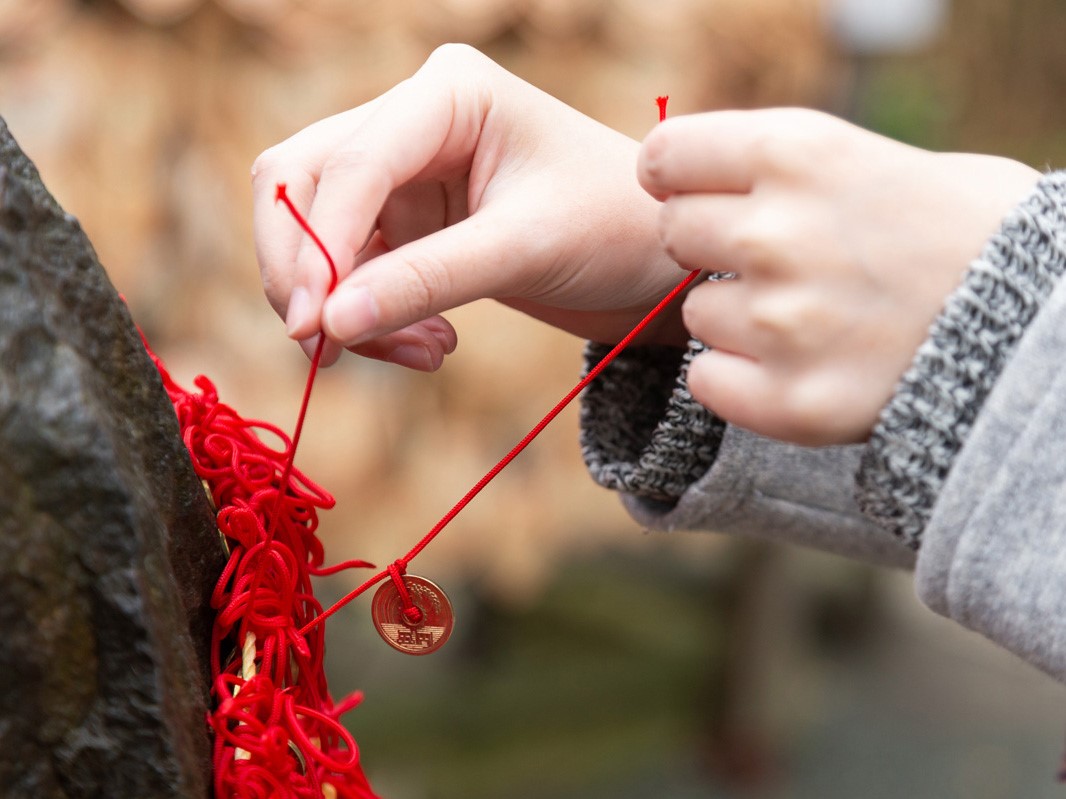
xmin=779 ymin=382 xmax=833 ymax=444
xmin=322 ymin=146 xmax=373 ymax=175
xmin=323 ymin=147 xmax=392 ymax=196
xmin=747 ymin=290 xmax=804 ymax=337
xmin=250 ymin=145 xmax=284 ymax=185
xmin=425 ymin=42 xmax=484 ymax=70
xmin=727 ymin=215 xmax=784 ymax=273
xmin=750 ymin=130 xmax=804 ymax=177
xmin=753 ymin=109 xmax=850 ymax=176
xmin=397 ymin=251 xmax=450 ymax=320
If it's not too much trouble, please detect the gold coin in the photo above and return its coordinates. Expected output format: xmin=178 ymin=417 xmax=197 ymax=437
xmin=370 ymin=575 xmax=454 ymax=655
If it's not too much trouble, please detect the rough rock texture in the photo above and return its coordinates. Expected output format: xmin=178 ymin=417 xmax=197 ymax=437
xmin=0 ymin=118 xmax=225 ymax=797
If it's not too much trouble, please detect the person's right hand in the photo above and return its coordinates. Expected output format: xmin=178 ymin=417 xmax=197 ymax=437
xmin=251 ymin=44 xmax=688 ymax=371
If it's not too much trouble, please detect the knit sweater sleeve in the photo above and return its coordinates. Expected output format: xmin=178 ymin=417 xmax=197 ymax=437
xmin=897 ymin=170 xmax=1066 ymax=680
xmin=579 ymin=336 xmax=913 ymax=568
xmin=856 ymin=171 xmax=1066 ymax=548
xmin=579 ymin=338 xmax=725 ymax=503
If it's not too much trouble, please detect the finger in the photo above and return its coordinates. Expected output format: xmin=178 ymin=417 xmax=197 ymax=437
xmin=297 ymin=336 xmax=345 ymax=367
xmin=639 ymin=108 xmax=824 ymax=199
xmin=347 ymin=316 xmax=458 ymax=372
xmin=683 ymin=277 xmax=835 ymax=364
xmin=658 ymin=193 xmax=752 ymax=272
xmin=252 ymin=101 xmax=388 ymax=321
xmin=686 ymin=349 xmax=806 ymax=442
xmin=320 ymin=211 xmax=519 ymax=347
xmin=690 ymin=349 xmax=875 ymax=445
xmin=639 ymin=112 xmax=762 ymax=198
xmin=680 ymin=277 xmax=758 ymax=358
xmin=254 ymin=174 xmax=315 ymax=321
xmin=287 ymin=74 xmax=480 ymax=339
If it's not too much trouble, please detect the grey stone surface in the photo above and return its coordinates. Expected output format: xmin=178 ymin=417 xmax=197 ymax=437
xmin=0 ymin=117 xmax=225 ymax=798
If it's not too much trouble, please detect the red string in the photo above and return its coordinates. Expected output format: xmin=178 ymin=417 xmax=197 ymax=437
xmin=146 ymin=343 xmax=378 ymax=799
xmin=300 ymin=266 xmax=698 ymax=635
xmin=145 ymin=95 xmax=689 ymax=798
xmin=299 ymin=91 xmax=690 ymax=636
xmin=142 ymin=180 xmax=376 ymax=798
xmin=242 ymin=184 xmax=338 ymax=643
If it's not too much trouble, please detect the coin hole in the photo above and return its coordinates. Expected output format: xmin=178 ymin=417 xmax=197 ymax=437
xmin=403 ymin=605 xmax=424 ymax=627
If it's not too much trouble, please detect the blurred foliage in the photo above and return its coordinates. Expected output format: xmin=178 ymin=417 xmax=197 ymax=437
xmin=851 ymin=0 xmax=1066 ymax=165
xmin=327 ymin=543 xmax=1066 ymax=799
xmin=850 ymin=62 xmax=952 ymax=149
xmin=327 ymin=544 xmax=818 ymax=798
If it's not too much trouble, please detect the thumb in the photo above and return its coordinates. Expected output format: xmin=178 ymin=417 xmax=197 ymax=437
xmin=320 ymin=211 xmax=526 ymax=347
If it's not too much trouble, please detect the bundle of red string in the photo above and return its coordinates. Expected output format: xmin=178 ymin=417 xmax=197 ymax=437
xmin=147 ymin=346 xmax=378 ymax=799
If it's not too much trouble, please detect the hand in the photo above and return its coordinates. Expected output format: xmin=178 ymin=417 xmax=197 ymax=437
xmin=252 ymin=44 xmax=687 ymax=371
xmin=639 ymin=108 xmax=1041 ymax=445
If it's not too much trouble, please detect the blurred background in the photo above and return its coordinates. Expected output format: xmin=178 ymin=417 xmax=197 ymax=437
xmin=3 ymin=0 xmax=1066 ymax=797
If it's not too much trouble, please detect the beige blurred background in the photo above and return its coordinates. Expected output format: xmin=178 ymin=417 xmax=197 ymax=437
xmin=3 ymin=1 xmax=1066 ymax=797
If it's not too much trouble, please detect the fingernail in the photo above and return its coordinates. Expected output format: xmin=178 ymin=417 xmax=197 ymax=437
xmin=324 ymin=286 xmax=379 ymax=345
xmin=386 ymin=344 xmax=434 ymax=371
xmin=298 ymin=334 xmax=319 ymax=361
xmin=423 ymin=320 xmax=456 ymax=354
xmin=286 ymin=286 xmax=311 ymax=337
xmin=429 ymin=328 xmax=454 ymax=353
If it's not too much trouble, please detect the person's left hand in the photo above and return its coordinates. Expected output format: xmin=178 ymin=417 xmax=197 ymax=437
xmin=638 ymin=108 xmax=1041 ymax=445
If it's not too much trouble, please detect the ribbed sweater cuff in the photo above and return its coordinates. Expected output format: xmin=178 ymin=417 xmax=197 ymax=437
xmin=580 ymin=338 xmax=726 ymax=503
xmin=857 ymin=171 xmax=1066 ymax=548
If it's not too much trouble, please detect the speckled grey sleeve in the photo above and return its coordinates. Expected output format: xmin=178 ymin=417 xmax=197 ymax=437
xmin=912 ymin=172 xmax=1066 ymax=681
xmin=579 ymin=335 xmax=911 ymax=568
xmin=856 ymin=171 xmax=1066 ymax=549
xmin=579 ymin=338 xmax=725 ymax=503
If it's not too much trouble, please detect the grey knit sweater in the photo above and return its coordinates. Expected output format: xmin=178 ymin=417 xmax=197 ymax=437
xmin=580 ymin=171 xmax=1066 ymax=680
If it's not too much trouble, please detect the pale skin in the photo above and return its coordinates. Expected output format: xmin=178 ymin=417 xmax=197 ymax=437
xmin=252 ymin=44 xmax=1041 ymax=447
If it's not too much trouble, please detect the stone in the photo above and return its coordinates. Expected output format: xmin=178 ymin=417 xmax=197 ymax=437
xmin=0 ymin=117 xmax=226 ymax=798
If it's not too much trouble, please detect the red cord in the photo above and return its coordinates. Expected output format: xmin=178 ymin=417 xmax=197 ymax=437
xmin=141 ymin=183 xmax=378 ymax=799
xmin=147 ymin=95 xmax=690 ymax=796
xmin=241 ymin=185 xmax=337 ymax=643
xmin=300 ymin=266 xmax=698 ymax=636
xmin=299 ymin=91 xmax=689 ymax=636
xmin=145 ymin=344 xmax=377 ymax=799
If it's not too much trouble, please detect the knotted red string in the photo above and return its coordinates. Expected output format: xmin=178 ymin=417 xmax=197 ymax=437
xmin=145 ymin=345 xmax=377 ymax=799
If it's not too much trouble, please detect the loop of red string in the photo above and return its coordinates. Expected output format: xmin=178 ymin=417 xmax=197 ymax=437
xmin=143 ymin=183 xmax=377 ymax=797
xmin=144 ymin=96 xmax=692 ymax=798
xmin=146 ymin=345 xmax=377 ymax=799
